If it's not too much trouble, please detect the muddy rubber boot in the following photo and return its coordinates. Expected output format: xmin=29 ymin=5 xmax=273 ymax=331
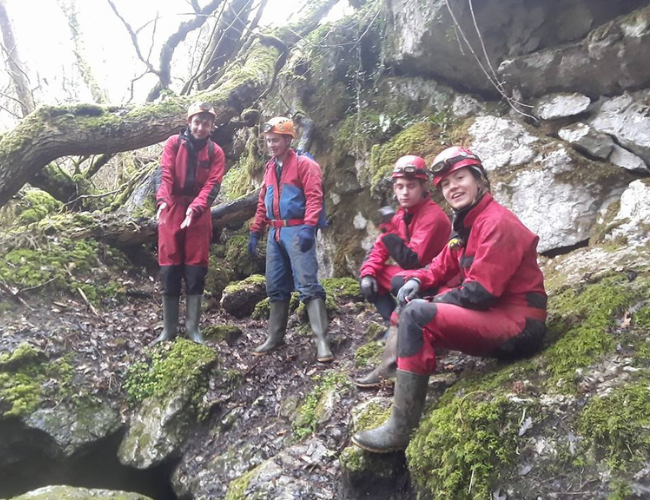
xmin=253 ymin=300 xmax=289 ymax=355
xmin=352 ymin=369 xmax=429 ymax=453
xmin=150 ymin=295 xmax=180 ymax=345
xmin=185 ymin=295 xmax=205 ymax=345
xmin=353 ymin=324 xmax=398 ymax=389
xmin=307 ymin=298 xmax=334 ymax=363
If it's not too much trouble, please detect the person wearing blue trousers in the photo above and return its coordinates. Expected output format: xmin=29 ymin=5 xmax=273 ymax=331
xmin=248 ymin=117 xmax=333 ymax=363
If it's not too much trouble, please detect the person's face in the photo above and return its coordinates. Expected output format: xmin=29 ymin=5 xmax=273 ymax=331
xmin=188 ymin=113 xmax=214 ymax=140
xmin=265 ymin=132 xmax=292 ymax=158
xmin=393 ymin=178 xmax=426 ymax=209
xmin=440 ymin=167 xmax=480 ymax=210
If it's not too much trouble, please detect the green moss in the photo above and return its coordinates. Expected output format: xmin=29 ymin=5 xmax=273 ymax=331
xmin=364 ymin=321 xmax=387 ymax=340
xmin=293 ymin=371 xmax=352 ymax=439
xmin=203 ymin=324 xmax=242 ymax=343
xmin=543 ymin=275 xmax=642 ymax=385
xmin=339 ymin=445 xmax=396 ymax=476
xmin=321 ymin=277 xmax=363 ymax=302
xmin=123 ymin=339 xmax=217 ymax=405
xmin=0 ymin=345 xmax=74 ymax=418
xmin=354 ymin=341 xmax=384 ymax=368
xmin=17 ymin=189 xmax=63 ymax=224
xmin=222 ymin=165 xmax=255 ymax=200
xmin=251 ymin=297 xmax=270 ymax=319
xmin=634 ymin=305 xmax=650 ymax=328
xmin=225 ymin=465 xmax=260 ymax=500
xmin=222 ymin=274 xmax=266 ymax=295
xmin=407 ymin=394 xmax=528 ymax=499
xmin=352 ymin=400 xmax=391 ymax=433
xmin=579 ymin=377 xmax=650 ymax=472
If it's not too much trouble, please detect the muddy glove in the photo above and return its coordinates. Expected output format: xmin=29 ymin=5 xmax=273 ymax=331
xmin=360 ymin=276 xmax=379 ymax=303
xmin=298 ymin=225 xmax=316 ymax=252
xmin=379 ymin=206 xmax=396 ymax=234
xmin=397 ymin=279 xmax=420 ymax=306
xmin=248 ymin=232 xmax=260 ymax=257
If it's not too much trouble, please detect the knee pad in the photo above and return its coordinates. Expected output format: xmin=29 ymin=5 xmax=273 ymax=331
xmin=160 ymin=265 xmax=183 ymax=296
xmin=185 ymin=265 xmax=208 ymax=295
xmin=398 ymin=300 xmax=437 ymax=358
xmin=492 ymin=318 xmax=546 ymax=361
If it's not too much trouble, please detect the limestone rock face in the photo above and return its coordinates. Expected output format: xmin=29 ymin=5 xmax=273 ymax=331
xmin=558 ymin=122 xmax=614 ymax=159
xmin=609 ymin=145 xmax=649 ymax=173
xmin=498 ymin=4 xmax=650 ymax=97
xmin=25 ymin=400 xmax=120 ymax=457
xmin=588 ymin=90 xmax=650 ymax=165
xmin=9 ymin=485 xmax=152 ymax=500
xmin=606 ymin=179 xmax=650 ymax=248
xmin=468 ymin=116 xmax=632 ymax=253
xmin=384 ymin=0 xmax=645 ymax=94
xmin=118 ymin=384 xmax=195 ymax=469
xmin=534 ymin=93 xmax=591 ymax=120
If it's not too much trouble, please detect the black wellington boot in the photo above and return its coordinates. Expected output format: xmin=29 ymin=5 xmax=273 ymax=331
xmin=185 ymin=295 xmax=205 ymax=345
xmin=253 ymin=300 xmax=289 ymax=355
xmin=307 ymin=298 xmax=334 ymax=363
xmin=353 ymin=324 xmax=398 ymax=388
xmin=150 ymin=295 xmax=179 ymax=345
xmin=352 ymin=369 xmax=429 ymax=453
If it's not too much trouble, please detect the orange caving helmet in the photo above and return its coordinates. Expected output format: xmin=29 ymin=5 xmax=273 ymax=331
xmin=431 ymin=146 xmax=485 ymax=188
xmin=262 ymin=116 xmax=295 ymax=138
xmin=392 ymin=155 xmax=429 ymax=181
xmin=187 ymin=102 xmax=216 ymax=120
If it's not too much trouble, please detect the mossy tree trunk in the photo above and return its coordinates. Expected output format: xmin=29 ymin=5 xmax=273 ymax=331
xmin=0 ymin=40 xmax=279 ymax=209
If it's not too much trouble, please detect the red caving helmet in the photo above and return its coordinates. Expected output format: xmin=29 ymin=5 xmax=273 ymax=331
xmin=392 ymin=155 xmax=429 ymax=181
xmin=431 ymin=146 xmax=485 ymax=188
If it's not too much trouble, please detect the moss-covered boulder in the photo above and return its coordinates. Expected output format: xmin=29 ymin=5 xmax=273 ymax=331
xmin=9 ymin=485 xmax=152 ymax=499
xmin=17 ymin=189 xmax=62 ymax=224
xmin=220 ymin=275 xmax=267 ymax=318
xmin=118 ymin=340 xmax=217 ymax=468
xmin=203 ymin=324 xmax=243 ymax=345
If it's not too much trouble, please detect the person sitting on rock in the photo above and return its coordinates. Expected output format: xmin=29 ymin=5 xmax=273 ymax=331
xmin=247 ymin=116 xmax=333 ymax=363
xmin=352 ymin=146 xmax=547 ymax=453
xmin=152 ymin=102 xmax=225 ymax=345
xmin=354 ymin=155 xmax=451 ymax=388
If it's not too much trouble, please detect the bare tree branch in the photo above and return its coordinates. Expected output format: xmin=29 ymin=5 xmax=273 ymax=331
xmin=0 ymin=0 xmax=35 ymax=116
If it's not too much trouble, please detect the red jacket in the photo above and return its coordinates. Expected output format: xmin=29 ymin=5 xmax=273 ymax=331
xmin=250 ymin=149 xmax=323 ymax=234
xmin=407 ymin=194 xmax=546 ymax=311
xmin=360 ymin=197 xmax=451 ymax=276
xmin=156 ymin=133 xmax=225 ymax=216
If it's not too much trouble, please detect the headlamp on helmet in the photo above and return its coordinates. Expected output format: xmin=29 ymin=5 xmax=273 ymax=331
xmin=187 ymin=102 xmax=216 ymax=120
xmin=262 ymin=116 xmax=295 ymax=138
xmin=392 ymin=155 xmax=429 ymax=181
xmin=431 ymin=146 xmax=485 ymax=188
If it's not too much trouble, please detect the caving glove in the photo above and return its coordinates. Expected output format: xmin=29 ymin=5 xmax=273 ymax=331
xmin=397 ymin=279 xmax=420 ymax=306
xmin=248 ymin=232 xmax=260 ymax=257
xmin=298 ymin=225 xmax=316 ymax=252
xmin=360 ymin=276 xmax=379 ymax=303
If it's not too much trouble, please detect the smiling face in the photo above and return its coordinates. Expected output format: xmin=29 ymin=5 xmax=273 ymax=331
xmin=440 ymin=167 xmax=480 ymax=210
xmin=187 ymin=112 xmax=214 ymax=140
xmin=393 ymin=177 xmax=426 ymax=209
xmin=265 ymin=132 xmax=292 ymax=160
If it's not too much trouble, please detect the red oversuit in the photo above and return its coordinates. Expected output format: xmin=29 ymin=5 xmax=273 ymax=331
xmin=156 ymin=132 xmax=225 ymax=295
xmin=397 ymin=193 xmax=547 ymax=375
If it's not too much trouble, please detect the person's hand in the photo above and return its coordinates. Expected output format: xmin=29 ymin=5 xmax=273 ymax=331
xmin=360 ymin=276 xmax=378 ymax=302
xmin=248 ymin=232 xmax=260 ymax=257
xmin=180 ymin=207 xmax=193 ymax=229
xmin=298 ymin=225 xmax=316 ymax=252
xmin=156 ymin=202 xmax=168 ymax=221
xmin=379 ymin=206 xmax=396 ymax=233
xmin=397 ymin=279 xmax=420 ymax=306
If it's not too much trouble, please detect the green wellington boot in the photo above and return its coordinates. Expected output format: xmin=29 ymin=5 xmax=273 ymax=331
xmin=185 ymin=295 xmax=205 ymax=345
xmin=151 ymin=295 xmax=180 ymax=345
xmin=352 ymin=369 xmax=429 ymax=453
xmin=353 ymin=324 xmax=398 ymax=388
xmin=306 ymin=298 xmax=334 ymax=363
xmin=253 ymin=300 xmax=289 ymax=355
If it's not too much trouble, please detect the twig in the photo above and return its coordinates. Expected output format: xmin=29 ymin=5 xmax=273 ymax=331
xmin=19 ymin=276 xmax=60 ymax=293
xmin=63 ymin=186 xmax=123 ymax=206
xmin=77 ymin=287 xmax=99 ymax=316
xmin=0 ymin=280 xmax=32 ymax=309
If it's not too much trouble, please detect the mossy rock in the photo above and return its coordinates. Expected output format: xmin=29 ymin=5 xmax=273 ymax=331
xmin=0 ymin=344 xmax=73 ymax=419
xmin=321 ymin=277 xmax=363 ymax=302
xmin=17 ymin=189 xmax=63 ymax=224
xmin=251 ymin=297 xmax=270 ymax=320
xmin=9 ymin=485 xmax=153 ymax=499
xmin=294 ymin=295 xmax=338 ymax=323
xmin=122 ymin=338 xmax=217 ymax=405
xmin=354 ymin=341 xmax=384 ymax=368
xmin=220 ymin=274 xmax=267 ymax=318
xmin=203 ymin=324 xmax=243 ymax=345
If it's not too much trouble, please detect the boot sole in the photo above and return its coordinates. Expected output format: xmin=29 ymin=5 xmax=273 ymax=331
xmin=352 ymin=380 xmax=381 ymax=389
xmin=351 ymin=435 xmax=406 ymax=454
xmin=317 ymin=356 xmax=335 ymax=363
xmin=252 ymin=344 xmax=285 ymax=356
